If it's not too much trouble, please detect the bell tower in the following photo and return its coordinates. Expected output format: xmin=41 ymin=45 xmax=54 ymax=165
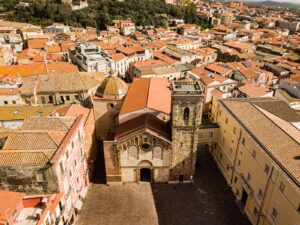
xmin=170 ymin=80 xmax=204 ymax=182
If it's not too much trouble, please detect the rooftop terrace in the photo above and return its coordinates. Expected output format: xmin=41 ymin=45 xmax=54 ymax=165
xmin=172 ymin=81 xmax=204 ymax=95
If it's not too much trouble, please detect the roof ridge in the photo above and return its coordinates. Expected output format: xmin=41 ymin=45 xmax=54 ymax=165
xmin=145 ymin=78 xmax=152 ymax=108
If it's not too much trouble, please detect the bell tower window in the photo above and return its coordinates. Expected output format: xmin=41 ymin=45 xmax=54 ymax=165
xmin=184 ymin=107 xmax=189 ymax=120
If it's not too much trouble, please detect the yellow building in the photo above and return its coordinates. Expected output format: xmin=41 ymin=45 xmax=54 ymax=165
xmin=209 ymin=96 xmax=300 ymax=225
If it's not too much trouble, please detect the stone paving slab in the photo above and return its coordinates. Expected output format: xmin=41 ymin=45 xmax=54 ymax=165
xmin=76 ymin=183 xmax=159 ymax=225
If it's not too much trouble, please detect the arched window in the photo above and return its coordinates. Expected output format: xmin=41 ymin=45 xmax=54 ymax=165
xmin=183 ymin=107 xmax=189 ymax=120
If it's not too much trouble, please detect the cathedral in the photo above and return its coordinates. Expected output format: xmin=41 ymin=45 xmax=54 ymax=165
xmin=93 ymin=76 xmax=204 ymax=183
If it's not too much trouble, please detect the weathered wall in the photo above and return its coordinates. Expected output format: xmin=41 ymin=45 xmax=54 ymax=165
xmin=0 ymin=164 xmax=59 ymax=195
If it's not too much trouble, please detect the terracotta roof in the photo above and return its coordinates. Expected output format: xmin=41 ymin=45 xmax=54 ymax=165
xmin=20 ymin=73 xmax=88 ymax=94
xmin=2 ymin=132 xmax=61 ymax=150
xmin=211 ymin=89 xmax=223 ymax=99
xmin=239 ymin=83 xmax=271 ymax=97
xmin=110 ymin=53 xmax=126 ymax=61
xmin=224 ymin=41 xmax=252 ymax=50
xmin=238 ymin=68 xmax=259 ymax=79
xmin=0 ymin=105 xmax=64 ymax=121
xmin=120 ymin=78 xmax=171 ymax=115
xmin=0 ymin=191 xmax=24 ymax=223
xmin=190 ymin=67 xmax=211 ymax=78
xmin=0 ymin=88 xmax=20 ymax=95
xmin=47 ymin=45 xmax=62 ymax=53
xmin=205 ymin=64 xmax=231 ymax=74
xmin=0 ymin=150 xmax=55 ymax=166
xmin=28 ymin=38 xmax=47 ymax=49
xmin=54 ymin=104 xmax=90 ymax=125
xmin=221 ymin=99 xmax=300 ymax=186
xmin=116 ymin=113 xmax=171 ymax=141
xmin=0 ymin=62 xmax=78 ymax=76
xmin=153 ymin=52 xmax=177 ymax=64
xmin=200 ymin=75 xmax=214 ymax=85
xmin=214 ymin=74 xmax=227 ymax=83
xmin=21 ymin=117 xmax=74 ymax=131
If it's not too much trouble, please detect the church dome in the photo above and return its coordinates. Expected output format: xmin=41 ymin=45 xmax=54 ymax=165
xmin=96 ymin=76 xmax=128 ymax=99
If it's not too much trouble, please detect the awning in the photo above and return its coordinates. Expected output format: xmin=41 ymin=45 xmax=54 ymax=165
xmin=75 ymin=199 xmax=83 ymax=210
xmin=79 ymin=187 xmax=88 ymax=199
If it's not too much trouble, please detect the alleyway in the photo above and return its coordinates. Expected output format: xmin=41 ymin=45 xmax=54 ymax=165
xmin=76 ymin=146 xmax=250 ymax=225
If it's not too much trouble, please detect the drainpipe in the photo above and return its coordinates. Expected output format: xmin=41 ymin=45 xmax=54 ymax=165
xmin=230 ymin=128 xmax=242 ymax=185
xmin=256 ymin=166 xmax=275 ymax=225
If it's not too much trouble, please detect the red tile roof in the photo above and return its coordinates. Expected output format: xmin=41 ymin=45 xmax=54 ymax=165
xmin=116 ymin=113 xmax=171 ymax=141
xmin=0 ymin=191 xmax=24 ymax=223
xmin=120 ymin=78 xmax=171 ymax=115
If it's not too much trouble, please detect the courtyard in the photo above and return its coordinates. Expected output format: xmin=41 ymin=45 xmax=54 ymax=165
xmin=75 ymin=147 xmax=250 ymax=225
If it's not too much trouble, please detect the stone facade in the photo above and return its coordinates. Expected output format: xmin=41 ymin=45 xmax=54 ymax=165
xmin=116 ymin=131 xmax=172 ymax=183
xmin=103 ymin=79 xmax=204 ymax=184
xmin=170 ymin=81 xmax=203 ymax=182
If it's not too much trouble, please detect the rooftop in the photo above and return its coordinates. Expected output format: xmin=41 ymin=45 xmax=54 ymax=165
xmin=221 ymin=98 xmax=300 ymax=187
xmin=0 ymin=191 xmax=25 ymax=223
xmin=172 ymin=81 xmax=203 ymax=95
xmin=120 ymin=78 xmax=171 ymax=116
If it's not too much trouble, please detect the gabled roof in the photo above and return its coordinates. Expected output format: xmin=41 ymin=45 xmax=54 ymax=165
xmin=21 ymin=117 xmax=75 ymax=131
xmin=120 ymin=78 xmax=171 ymax=115
xmin=205 ymin=64 xmax=232 ymax=74
xmin=221 ymin=99 xmax=300 ymax=186
xmin=0 ymin=105 xmax=64 ymax=121
xmin=238 ymin=68 xmax=258 ymax=79
xmin=190 ymin=67 xmax=212 ymax=78
xmin=116 ymin=114 xmax=171 ymax=141
xmin=239 ymin=83 xmax=271 ymax=97
xmin=2 ymin=132 xmax=61 ymax=150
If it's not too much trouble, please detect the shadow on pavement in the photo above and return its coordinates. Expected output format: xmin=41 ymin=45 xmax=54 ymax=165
xmin=151 ymin=146 xmax=251 ymax=225
xmin=91 ymin=140 xmax=106 ymax=184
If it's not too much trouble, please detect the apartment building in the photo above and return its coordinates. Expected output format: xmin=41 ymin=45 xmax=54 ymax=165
xmin=0 ymin=191 xmax=65 ymax=225
xmin=74 ymin=43 xmax=111 ymax=74
xmin=20 ymin=73 xmax=100 ymax=106
xmin=127 ymin=60 xmax=181 ymax=81
xmin=209 ymin=97 xmax=300 ymax=225
xmin=0 ymin=115 xmax=91 ymax=224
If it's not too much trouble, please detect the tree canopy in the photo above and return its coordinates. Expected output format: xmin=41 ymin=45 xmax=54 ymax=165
xmin=1 ymin=0 xmax=210 ymax=29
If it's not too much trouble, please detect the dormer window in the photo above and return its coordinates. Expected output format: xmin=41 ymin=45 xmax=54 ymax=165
xmin=183 ymin=107 xmax=189 ymax=120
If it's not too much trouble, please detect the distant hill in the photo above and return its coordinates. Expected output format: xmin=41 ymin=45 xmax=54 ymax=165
xmin=246 ymin=0 xmax=300 ymax=8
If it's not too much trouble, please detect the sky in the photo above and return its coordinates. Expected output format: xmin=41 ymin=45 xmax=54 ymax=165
xmin=243 ymin=0 xmax=300 ymax=2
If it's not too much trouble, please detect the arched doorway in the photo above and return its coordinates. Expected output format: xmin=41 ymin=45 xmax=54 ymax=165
xmin=140 ymin=168 xmax=151 ymax=182
xmin=137 ymin=160 xmax=153 ymax=182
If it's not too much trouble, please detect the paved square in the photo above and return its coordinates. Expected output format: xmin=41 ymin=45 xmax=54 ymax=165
xmin=75 ymin=183 xmax=159 ymax=225
xmin=76 ymin=147 xmax=250 ymax=225
xmin=151 ymin=146 xmax=251 ymax=225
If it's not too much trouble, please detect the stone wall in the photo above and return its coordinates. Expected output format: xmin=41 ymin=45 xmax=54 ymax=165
xmin=117 ymin=131 xmax=172 ymax=183
xmin=93 ymin=99 xmax=123 ymax=140
xmin=0 ymin=164 xmax=59 ymax=195
xmin=170 ymin=95 xmax=203 ymax=182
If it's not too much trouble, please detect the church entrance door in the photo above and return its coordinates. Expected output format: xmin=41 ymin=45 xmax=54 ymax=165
xmin=140 ymin=168 xmax=151 ymax=182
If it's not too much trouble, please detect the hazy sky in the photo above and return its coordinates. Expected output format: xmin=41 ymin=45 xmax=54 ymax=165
xmin=244 ymin=0 xmax=300 ymax=2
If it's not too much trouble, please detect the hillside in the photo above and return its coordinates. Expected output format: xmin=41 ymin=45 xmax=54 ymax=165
xmin=1 ymin=0 xmax=210 ymax=29
xmin=246 ymin=0 xmax=300 ymax=8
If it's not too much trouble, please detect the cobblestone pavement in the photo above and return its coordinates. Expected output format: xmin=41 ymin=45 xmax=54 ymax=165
xmin=75 ymin=183 xmax=159 ymax=225
xmin=151 ymin=146 xmax=251 ymax=225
